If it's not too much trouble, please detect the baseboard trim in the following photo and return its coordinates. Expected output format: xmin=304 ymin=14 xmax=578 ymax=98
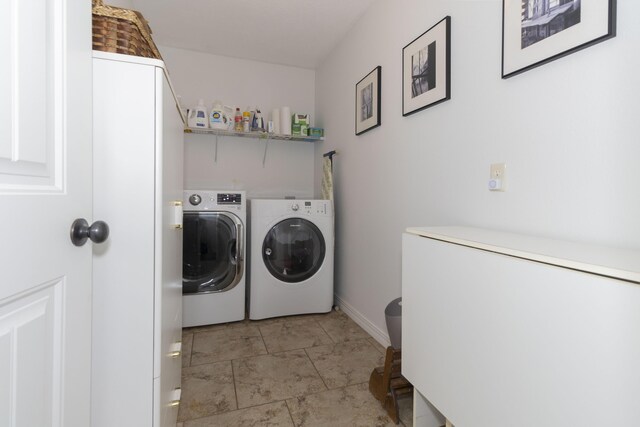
xmin=334 ymin=294 xmax=391 ymax=348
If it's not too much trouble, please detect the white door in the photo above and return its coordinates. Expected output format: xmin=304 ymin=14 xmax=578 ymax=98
xmin=0 ymin=1 xmax=93 ymax=426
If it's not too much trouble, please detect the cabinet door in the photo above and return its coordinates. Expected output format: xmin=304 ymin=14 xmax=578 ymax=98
xmin=154 ymin=68 xmax=184 ymax=427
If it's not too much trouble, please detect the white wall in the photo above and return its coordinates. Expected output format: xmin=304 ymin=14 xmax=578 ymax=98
xmin=315 ymin=0 xmax=640 ymax=339
xmin=105 ymin=0 xmax=134 ymax=8
xmin=159 ymin=45 xmax=316 ymax=198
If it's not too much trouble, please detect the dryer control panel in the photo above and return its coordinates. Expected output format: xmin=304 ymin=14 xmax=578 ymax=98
xmin=289 ymin=200 xmax=332 ymax=216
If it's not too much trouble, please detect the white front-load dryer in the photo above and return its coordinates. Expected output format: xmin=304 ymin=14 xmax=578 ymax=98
xmin=182 ymin=190 xmax=246 ymax=326
xmin=249 ymin=199 xmax=334 ymax=320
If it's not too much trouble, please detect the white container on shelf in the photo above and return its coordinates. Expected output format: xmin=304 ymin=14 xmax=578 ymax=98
xmin=209 ymin=101 xmax=229 ymax=130
xmin=194 ymin=99 xmax=208 ymax=128
xmin=223 ymin=105 xmax=235 ymax=131
xmin=280 ymin=106 xmax=291 ymax=135
xmin=272 ymin=108 xmax=281 ymax=134
xmin=187 ymin=109 xmax=197 ymax=128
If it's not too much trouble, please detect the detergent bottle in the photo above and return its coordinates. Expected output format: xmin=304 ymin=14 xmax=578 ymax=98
xmin=193 ymin=99 xmax=208 ymax=128
xmin=209 ymin=101 xmax=227 ymax=130
xmin=252 ymin=108 xmax=265 ymax=132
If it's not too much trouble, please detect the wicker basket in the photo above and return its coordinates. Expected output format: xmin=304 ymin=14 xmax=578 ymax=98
xmin=92 ymin=0 xmax=162 ymax=60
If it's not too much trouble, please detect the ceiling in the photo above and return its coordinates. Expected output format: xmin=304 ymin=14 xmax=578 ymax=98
xmin=131 ymin=0 xmax=378 ymax=69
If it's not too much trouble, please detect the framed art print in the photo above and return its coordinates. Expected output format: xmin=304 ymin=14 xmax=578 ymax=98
xmin=355 ymin=66 xmax=381 ymax=135
xmin=402 ymin=16 xmax=451 ymax=116
xmin=502 ymin=0 xmax=616 ymax=78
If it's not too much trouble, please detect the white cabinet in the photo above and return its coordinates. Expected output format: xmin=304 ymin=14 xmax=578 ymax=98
xmin=91 ymin=51 xmax=184 ymax=427
xmin=402 ymin=227 xmax=640 ymax=427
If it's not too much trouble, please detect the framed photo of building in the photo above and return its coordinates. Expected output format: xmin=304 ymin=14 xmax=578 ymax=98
xmin=402 ymin=16 xmax=451 ymax=116
xmin=502 ymin=0 xmax=616 ymax=78
xmin=355 ymin=66 xmax=381 ymax=135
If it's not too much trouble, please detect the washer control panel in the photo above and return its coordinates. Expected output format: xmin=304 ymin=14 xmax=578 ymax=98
xmin=184 ymin=190 xmax=246 ymax=212
xmin=217 ymin=193 xmax=242 ymax=205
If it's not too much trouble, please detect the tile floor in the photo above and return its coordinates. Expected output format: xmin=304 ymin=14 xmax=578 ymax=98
xmin=178 ymin=309 xmax=413 ymax=426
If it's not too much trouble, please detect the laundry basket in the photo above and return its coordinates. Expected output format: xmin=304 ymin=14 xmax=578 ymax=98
xmin=92 ymin=0 xmax=162 ymax=60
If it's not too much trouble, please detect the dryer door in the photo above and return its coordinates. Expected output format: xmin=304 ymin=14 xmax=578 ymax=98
xmin=183 ymin=212 xmax=244 ymax=293
xmin=262 ymin=218 xmax=326 ymax=283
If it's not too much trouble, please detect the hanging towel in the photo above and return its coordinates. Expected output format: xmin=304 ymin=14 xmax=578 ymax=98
xmin=321 ymin=155 xmax=333 ymax=200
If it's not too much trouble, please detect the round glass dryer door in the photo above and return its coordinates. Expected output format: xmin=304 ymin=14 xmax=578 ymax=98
xmin=183 ymin=212 xmax=242 ymax=294
xmin=262 ymin=218 xmax=326 ymax=283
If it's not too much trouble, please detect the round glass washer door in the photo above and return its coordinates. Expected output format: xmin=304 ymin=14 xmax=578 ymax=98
xmin=183 ymin=212 xmax=243 ymax=294
xmin=262 ymin=218 xmax=325 ymax=283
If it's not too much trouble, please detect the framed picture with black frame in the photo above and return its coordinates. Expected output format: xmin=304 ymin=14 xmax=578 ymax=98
xmin=402 ymin=16 xmax=451 ymax=116
xmin=502 ymin=0 xmax=616 ymax=79
xmin=355 ymin=66 xmax=381 ymax=135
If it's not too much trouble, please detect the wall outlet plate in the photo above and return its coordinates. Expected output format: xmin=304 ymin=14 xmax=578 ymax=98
xmin=489 ymin=163 xmax=506 ymax=191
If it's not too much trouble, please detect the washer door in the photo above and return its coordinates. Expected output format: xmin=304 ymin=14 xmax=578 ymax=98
xmin=262 ymin=218 xmax=326 ymax=283
xmin=183 ymin=212 xmax=244 ymax=294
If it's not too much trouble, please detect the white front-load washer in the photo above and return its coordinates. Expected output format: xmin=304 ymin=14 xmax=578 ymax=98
xmin=182 ymin=190 xmax=246 ymax=326
xmin=249 ymin=199 xmax=334 ymax=320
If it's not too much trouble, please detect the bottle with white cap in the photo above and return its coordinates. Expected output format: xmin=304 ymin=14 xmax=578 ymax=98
xmin=209 ymin=101 xmax=227 ymax=130
xmin=194 ymin=99 xmax=208 ymax=128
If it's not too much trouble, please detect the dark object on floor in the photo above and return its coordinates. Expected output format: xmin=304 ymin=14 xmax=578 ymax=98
xmin=368 ymin=346 xmax=413 ymax=424
xmin=385 ymin=297 xmax=403 ymax=349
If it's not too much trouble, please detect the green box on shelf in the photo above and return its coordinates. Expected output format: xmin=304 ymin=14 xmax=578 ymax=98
xmin=292 ymin=113 xmax=310 ymax=136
